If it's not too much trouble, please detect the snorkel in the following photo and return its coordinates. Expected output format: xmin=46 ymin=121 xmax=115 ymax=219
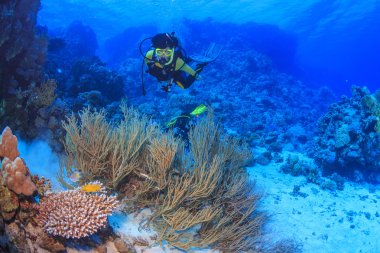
xmin=155 ymin=47 xmax=174 ymax=65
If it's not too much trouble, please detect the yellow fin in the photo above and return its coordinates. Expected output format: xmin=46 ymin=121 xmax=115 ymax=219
xmin=190 ymin=104 xmax=207 ymax=116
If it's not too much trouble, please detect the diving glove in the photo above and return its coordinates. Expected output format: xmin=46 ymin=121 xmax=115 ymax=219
xmin=195 ymin=62 xmax=209 ymax=73
xmin=161 ymin=83 xmax=172 ymax=92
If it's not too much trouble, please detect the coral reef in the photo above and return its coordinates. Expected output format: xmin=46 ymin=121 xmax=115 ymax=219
xmin=0 ymin=174 xmax=124 ymax=252
xmin=311 ymin=86 xmax=380 ymax=182
xmin=2 ymin=157 xmax=37 ymax=196
xmin=0 ymin=2 xmax=64 ymax=152
xmin=0 ymin=127 xmax=20 ymax=160
xmin=0 ymin=127 xmax=37 ymax=196
xmin=60 ymin=106 xmax=265 ymax=251
xmin=60 ymin=105 xmax=158 ymax=189
xmin=44 ymin=21 xmax=124 ymax=107
xmin=68 ymin=57 xmax=125 ymax=101
xmin=25 ymin=79 xmax=57 ymax=108
xmin=36 ymin=186 xmax=119 ymax=239
xmin=0 ymin=0 xmax=48 ymax=138
xmin=116 ymin=44 xmax=335 ymax=155
xmin=0 ymin=184 xmax=19 ymax=221
xmin=0 ymin=126 xmax=68 ymax=252
xmin=280 ymin=154 xmax=322 ymax=184
xmin=0 ymin=0 xmax=46 ymax=89
xmin=192 ymin=49 xmax=334 ymax=152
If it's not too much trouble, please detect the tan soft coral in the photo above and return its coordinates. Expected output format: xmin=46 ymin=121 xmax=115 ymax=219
xmin=0 ymin=126 xmax=20 ymax=160
xmin=2 ymin=157 xmax=37 ymax=196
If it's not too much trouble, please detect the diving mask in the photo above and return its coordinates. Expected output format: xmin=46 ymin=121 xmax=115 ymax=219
xmin=155 ymin=48 xmax=173 ymax=57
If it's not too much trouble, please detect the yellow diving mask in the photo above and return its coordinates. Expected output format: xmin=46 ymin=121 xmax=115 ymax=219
xmin=155 ymin=48 xmax=173 ymax=57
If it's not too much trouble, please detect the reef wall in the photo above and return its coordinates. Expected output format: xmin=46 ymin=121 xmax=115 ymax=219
xmin=0 ymin=0 xmax=48 ymax=138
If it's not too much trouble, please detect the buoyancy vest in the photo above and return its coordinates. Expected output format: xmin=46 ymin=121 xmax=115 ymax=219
xmin=146 ymin=50 xmax=181 ymax=82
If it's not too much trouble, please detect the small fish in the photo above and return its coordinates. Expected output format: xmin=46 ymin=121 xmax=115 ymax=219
xmin=68 ymin=171 xmax=82 ymax=183
xmin=166 ymin=117 xmax=178 ymax=128
xmin=34 ymin=194 xmax=40 ymax=203
xmin=165 ymin=115 xmax=190 ymax=128
xmin=190 ymin=104 xmax=207 ymax=117
xmin=81 ymin=183 xmax=102 ymax=193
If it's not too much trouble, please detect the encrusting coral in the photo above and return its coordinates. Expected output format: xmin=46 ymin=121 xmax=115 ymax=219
xmin=36 ymin=185 xmax=119 ymax=239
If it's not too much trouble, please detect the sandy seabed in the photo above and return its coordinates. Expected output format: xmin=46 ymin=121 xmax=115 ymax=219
xmin=249 ymin=152 xmax=380 ymax=253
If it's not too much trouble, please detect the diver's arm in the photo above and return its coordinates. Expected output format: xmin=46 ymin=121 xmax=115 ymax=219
xmin=175 ymin=58 xmax=197 ymax=76
xmin=144 ymin=50 xmax=154 ymax=64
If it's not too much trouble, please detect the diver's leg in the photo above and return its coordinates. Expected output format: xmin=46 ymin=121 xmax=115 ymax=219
xmin=175 ymin=71 xmax=196 ymax=89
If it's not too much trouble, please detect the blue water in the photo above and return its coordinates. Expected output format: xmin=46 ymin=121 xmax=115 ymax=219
xmin=37 ymin=0 xmax=380 ymax=96
xmin=1 ymin=1 xmax=380 ymax=252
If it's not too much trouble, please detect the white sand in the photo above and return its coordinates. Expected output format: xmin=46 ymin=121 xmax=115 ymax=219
xmin=249 ymin=152 xmax=380 ymax=253
xmin=109 ymin=209 xmax=218 ymax=253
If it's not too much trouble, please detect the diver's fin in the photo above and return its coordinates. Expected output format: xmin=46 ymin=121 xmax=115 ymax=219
xmin=204 ymin=42 xmax=223 ymax=61
xmin=190 ymin=43 xmax=223 ymax=63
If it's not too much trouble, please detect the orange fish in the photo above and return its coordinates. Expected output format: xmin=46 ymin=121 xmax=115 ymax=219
xmin=81 ymin=183 xmax=102 ymax=193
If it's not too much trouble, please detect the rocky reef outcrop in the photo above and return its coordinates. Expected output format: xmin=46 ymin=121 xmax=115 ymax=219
xmin=311 ymin=86 xmax=380 ymax=183
xmin=0 ymin=0 xmax=50 ymax=139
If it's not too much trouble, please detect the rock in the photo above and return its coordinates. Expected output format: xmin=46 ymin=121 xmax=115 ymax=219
xmin=114 ymin=238 xmax=135 ymax=253
xmin=96 ymin=244 xmax=107 ymax=253
xmin=0 ymin=184 xmax=19 ymax=221
xmin=0 ymin=216 xmax=4 ymax=234
xmin=48 ymin=116 xmax=59 ymax=130
xmin=25 ymin=223 xmax=65 ymax=253
xmin=255 ymin=152 xmax=271 ymax=165
xmin=5 ymin=222 xmax=30 ymax=253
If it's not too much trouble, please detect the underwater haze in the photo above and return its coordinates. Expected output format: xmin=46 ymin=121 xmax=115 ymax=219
xmin=1 ymin=0 xmax=380 ymax=252
xmin=37 ymin=0 xmax=380 ymax=95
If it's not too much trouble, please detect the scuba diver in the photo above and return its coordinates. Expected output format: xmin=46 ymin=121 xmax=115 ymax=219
xmin=165 ymin=104 xmax=208 ymax=144
xmin=139 ymin=32 xmax=222 ymax=94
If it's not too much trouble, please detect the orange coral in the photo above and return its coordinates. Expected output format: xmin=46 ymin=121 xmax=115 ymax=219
xmin=2 ymin=157 xmax=37 ymax=196
xmin=37 ymin=189 xmax=119 ymax=239
xmin=0 ymin=126 xmax=20 ymax=160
